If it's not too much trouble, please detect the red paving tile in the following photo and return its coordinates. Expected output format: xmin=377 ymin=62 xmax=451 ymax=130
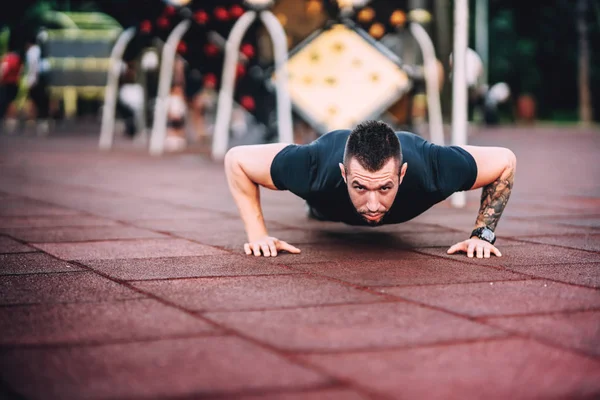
xmin=553 ymin=217 xmax=600 ymax=229
xmin=381 ymin=280 xmax=600 ymax=317
xmin=0 ymin=236 xmax=36 ymax=253
xmin=417 ymin=243 xmax=600 ymax=266
xmin=1 ymin=225 xmax=168 ymax=243
xmin=299 ymin=338 xmax=600 ymax=399
xmin=258 ymin=243 xmax=426 ymax=265
xmin=520 ymin=234 xmax=600 ymax=252
xmin=0 ymin=272 xmax=142 ymax=305
xmin=79 ymin=254 xmax=298 ymax=280
xmin=291 ymin=258 xmax=529 ymax=287
xmin=0 ymin=215 xmax=120 ymax=229
xmin=132 ymin=275 xmax=382 ymax=312
xmin=0 ymin=253 xmax=84 ymax=275
xmin=500 ymin=262 xmax=600 ymax=288
xmin=33 ymin=238 xmax=228 ymax=260
xmin=205 ymin=302 xmax=505 ymax=352
xmin=0 ymin=336 xmax=330 ymax=400
xmin=413 ymin=211 xmax=600 ymax=236
xmin=173 ymin=228 xmax=350 ymax=250
xmin=230 ymin=388 xmax=370 ymax=400
xmin=0 ymin=298 xmax=218 ymax=346
xmin=0 ymin=200 xmax=81 ymax=217
xmin=1 ymin=127 xmax=599 ymax=398
xmin=484 ymin=311 xmax=600 ymax=357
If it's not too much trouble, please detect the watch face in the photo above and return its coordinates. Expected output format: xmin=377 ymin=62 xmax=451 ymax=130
xmin=482 ymin=229 xmax=494 ymax=242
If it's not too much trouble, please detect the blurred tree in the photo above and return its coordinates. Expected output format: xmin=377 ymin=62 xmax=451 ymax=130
xmin=577 ymin=0 xmax=593 ymax=124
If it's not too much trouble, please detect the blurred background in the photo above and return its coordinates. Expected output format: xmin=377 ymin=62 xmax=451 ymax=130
xmin=0 ymin=0 xmax=598 ymax=152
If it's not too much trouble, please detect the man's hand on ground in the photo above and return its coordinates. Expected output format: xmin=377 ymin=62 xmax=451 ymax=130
xmin=447 ymin=238 xmax=502 ymax=258
xmin=244 ymin=236 xmax=301 ymax=257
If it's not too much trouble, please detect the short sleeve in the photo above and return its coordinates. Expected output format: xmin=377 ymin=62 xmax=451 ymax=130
xmin=270 ymin=144 xmax=315 ymax=198
xmin=433 ymin=145 xmax=478 ymax=197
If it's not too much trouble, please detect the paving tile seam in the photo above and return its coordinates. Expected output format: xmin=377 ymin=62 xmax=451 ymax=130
xmin=0 ymin=295 xmax=147 ymax=309
xmin=287 ymin=335 xmax=515 ymax=357
xmin=292 ymin=334 xmax=600 ymax=366
xmin=0 ymin=269 xmax=88 ymax=278
xmin=503 ymin=237 xmax=600 ymax=255
xmin=521 ymin=232 xmax=600 ymax=238
xmin=412 ymin=247 xmax=600 ymax=269
xmin=64 ymin=261 xmax=232 ymax=334
xmin=272 ymin=264 xmax=412 ymax=301
xmin=0 ymin=251 xmax=38 ymax=256
xmin=125 ymin=272 xmax=304 ymax=283
xmin=367 ymin=276 xmax=537 ymax=290
xmin=27 ymin=237 xmax=192 ymax=246
xmin=1 ymin=171 xmax=241 ymax=218
xmin=408 ymin=248 xmax=511 ymax=271
xmin=478 ymin=320 xmax=600 ymax=362
xmin=130 ymin=383 xmax=366 ymax=400
xmin=475 ymin=307 xmax=600 ymax=321
xmin=0 ymin=296 xmax=173 ymax=309
xmin=0 ymin=331 xmax=229 ymax=352
xmin=196 ymin=299 xmax=400 ymax=314
xmin=498 ymin=268 xmax=600 ymax=290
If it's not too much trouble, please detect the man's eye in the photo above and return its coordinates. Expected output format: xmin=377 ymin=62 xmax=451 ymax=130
xmin=380 ymin=187 xmax=390 ymax=191
xmin=354 ymin=186 xmax=365 ymax=191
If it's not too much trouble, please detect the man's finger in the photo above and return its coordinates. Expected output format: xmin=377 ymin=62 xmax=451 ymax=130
xmin=447 ymin=243 xmax=462 ymax=254
xmin=448 ymin=242 xmax=467 ymax=254
xmin=244 ymin=243 xmax=252 ymax=255
xmin=267 ymin=239 xmax=278 ymax=257
xmin=278 ymin=241 xmax=301 ymax=254
xmin=476 ymin=246 xmax=484 ymax=259
xmin=252 ymin=244 xmax=261 ymax=257
xmin=260 ymin=244 xmax=271 ymax=257
xmin=484 ymin=247 xmax=491 ymax=258
xmin=467 ymin=242 xmax=476 ymax=258
xmin=491 ymin=246 xmax=502 ymax=257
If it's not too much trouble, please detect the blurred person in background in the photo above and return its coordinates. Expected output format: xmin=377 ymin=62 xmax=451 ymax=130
xmin=165 ymin=84 xmax=188 ymax=152
xmin=24 ymin=34 xmax=50 ymax=136
xmin=0 ymin=50 xmax=23 ymax=133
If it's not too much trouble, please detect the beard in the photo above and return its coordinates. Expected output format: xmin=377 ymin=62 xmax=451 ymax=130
xmin=357 ymin=210 xmax=388 ymax=226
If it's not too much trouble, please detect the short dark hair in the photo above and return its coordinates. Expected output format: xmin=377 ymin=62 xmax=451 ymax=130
xmin=343 ymin=120 xmax=402 ymax=172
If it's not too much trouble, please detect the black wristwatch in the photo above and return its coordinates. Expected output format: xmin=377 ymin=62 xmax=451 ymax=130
xmin=471 ymin=226 xmax=496 ymax=245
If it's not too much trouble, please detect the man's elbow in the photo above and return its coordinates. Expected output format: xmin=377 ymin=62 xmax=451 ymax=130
xmin=504 ymin=148 xmax=517 ymax=172
xmin=224 ymin=146 xmax=243 ymax=173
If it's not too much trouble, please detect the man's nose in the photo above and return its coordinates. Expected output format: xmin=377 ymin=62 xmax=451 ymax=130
xmin=367 ymin=191 xmax=380 ymax=212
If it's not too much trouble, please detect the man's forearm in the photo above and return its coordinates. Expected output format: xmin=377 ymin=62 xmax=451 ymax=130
xmin=224 ymin=153 xmax=269 ymax=241
xmin=474 ymin=158 xmax=516 ymax=231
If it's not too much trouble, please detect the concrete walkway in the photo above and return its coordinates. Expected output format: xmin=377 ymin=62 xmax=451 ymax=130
xmin=0 ymin=126 xmax=599 ymax=399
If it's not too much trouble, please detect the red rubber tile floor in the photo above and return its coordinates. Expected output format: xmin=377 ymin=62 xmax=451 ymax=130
xmin=0 ymin=127 xmax=599 ymax=399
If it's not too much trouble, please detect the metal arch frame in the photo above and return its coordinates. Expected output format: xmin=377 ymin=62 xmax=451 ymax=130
xmin=211 ymin=10 xmax=292 ymax=160
xmin=409 ymin=22 xmax=444 ymax=146
xmin=450 ymin=0 xmax=468 ymax=208
xmin=149 ymin=19 xmax=191 ymax=156
xmin=99 ymin=26 xmax=137 ymax=150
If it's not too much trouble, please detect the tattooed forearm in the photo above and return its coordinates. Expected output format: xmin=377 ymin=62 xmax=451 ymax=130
xmin=475 ymin=160 xmax=516 ymax=231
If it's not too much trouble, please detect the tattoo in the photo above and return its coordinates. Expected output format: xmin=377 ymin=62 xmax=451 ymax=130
xmin=476 ymin=161 xmax=515 ymax=231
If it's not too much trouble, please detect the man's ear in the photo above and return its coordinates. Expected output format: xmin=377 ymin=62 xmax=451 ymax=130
xmin=339 ymin=163 xmax=347 ymax=183
xmin=398 ymin=162 xmax=408 ymax=184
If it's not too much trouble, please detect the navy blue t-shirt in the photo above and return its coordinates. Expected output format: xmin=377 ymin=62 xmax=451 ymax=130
xmin=270 ymin=130 xmax=478 ymax=226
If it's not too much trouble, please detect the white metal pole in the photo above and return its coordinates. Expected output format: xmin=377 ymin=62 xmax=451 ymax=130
xmin=212 ymin=11 xmax=257 ymax=160
xmin=99 ymin=27 xmax=136 ymax=151
xmin=260 ymin=10 xmax=293 ymax=144
xmin=450 ymin=0 xmax=468 ymax=208
xmin=149 ymin=20 xmax=191 ymax=156
xmin=475 ymin=0 xmax=488 ymax=85
xmin=409 ymin=22 xmax=444 ymax=146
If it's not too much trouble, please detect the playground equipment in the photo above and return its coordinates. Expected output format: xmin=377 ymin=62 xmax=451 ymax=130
xmin=211 ymin=0 xmax=292 ymax=159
